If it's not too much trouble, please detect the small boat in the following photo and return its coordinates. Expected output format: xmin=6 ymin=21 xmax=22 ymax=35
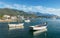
xmin=29 ymin=22 xmax=47 ymax=31
xmin=8 ymin=15 xmax=24 ymax=29
xmin=8 ymin=23 xmax=24 ymax=29
xmin=25 ymin=19 xmax=30 ymax=23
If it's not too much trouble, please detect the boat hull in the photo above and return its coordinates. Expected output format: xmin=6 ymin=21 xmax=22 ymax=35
xmin=8 ymin=23 xmax=24 ymax=29
xmin=25 ymin=20 xmax=30 ymax=22
xmin=29 ymin=26 xmax=47 ymax=31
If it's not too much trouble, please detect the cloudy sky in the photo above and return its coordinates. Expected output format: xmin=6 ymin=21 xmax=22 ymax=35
xmin=0 ymin=0 xmax=60 ymax=16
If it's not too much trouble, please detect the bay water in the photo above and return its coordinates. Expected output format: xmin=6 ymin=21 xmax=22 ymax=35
xmin=0 ymin=18 xmax=60 ymax=38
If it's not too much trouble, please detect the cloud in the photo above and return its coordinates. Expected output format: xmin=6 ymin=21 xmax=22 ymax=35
xmin=0 ymin=2 xmax=60 ymax=16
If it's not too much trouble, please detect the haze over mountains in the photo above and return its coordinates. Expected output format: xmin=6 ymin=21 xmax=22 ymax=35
xmin=27 ymin=11 xmax=58 ymax=18
xmin=0 ymin=8 xmax=59 ymax=18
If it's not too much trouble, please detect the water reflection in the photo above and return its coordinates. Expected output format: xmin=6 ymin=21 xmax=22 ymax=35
xmin=33 ymin=29 xmax=47 ymax=36
xmin=48 ymin=19 xmax=60 ymax=38
xmin=8 ymin=28 xmax=16 ymax=30
xmin=8 ymin=28 xmax=47 ymax=38
xmin=8 ymin=27 xmax=24 ymax=30
xmin=0 ymin=23 xmax=8 ymax=38
xmin=8 ymin=29 xmax=33 ymax=38
xmin=0 ymin=18 xmax=47 ymax=38
xmin=33 ymin=30 xmax=47 ymax=38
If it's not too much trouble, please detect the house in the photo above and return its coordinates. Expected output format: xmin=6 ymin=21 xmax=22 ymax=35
xmin=11 ymin=16 xmax=17 ymax=20
xmin=11 ymin=16 xmax=17 ymax=22
xmin=17 ymin=15 xmax=25 ymax=20
xmin=3 ymin=15 xmax=10 ymax=20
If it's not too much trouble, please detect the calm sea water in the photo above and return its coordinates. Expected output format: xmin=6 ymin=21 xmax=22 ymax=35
xmin=47 ymin=19 xmax=60 ymax=38
xmin=0 ymin=18 xmax=60 ymax=38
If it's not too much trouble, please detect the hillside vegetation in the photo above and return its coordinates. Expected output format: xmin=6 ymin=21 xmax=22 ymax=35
xmin=0 ymin=8 xmax=36 ymax=18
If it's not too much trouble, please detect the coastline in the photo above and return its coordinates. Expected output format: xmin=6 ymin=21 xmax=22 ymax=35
xmin=0 ymin=19 xmax=16 ymax=22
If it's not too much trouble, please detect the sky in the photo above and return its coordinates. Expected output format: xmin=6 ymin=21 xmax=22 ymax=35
xmin=0 ymin=0 xmax=60 ymax=16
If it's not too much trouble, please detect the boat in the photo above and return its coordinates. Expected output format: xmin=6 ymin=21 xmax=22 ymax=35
xmin=8 ymin=14 xmax=24 ymax=29
xmin=29 ymin=22 xmax=47 ymax=31
xmin=25 ymin=19 xmax=30 ymax=23
xmin=8 ymin=23 xmax=24 ymax=29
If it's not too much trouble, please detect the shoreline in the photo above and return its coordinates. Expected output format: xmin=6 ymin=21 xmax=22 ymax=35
xmin=0 ymin=19 xmax=16 ymax=22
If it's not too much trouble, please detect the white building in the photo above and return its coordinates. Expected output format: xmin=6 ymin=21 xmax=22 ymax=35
xmin=3 ymin=15 xmax=10 ymax=20
xmin=11 ymin=16 xmax=17 ymax=20
xmin=11 ymin=16 xmax=17 ymax=22
xmin=18 ymin=15 xmax=25 ymax=20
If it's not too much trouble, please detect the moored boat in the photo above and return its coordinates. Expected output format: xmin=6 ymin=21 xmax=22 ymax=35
xmin=29 ymin=22 xmax=47 ymax=31
xmin=25 ymin=19 xmax=30 ymax=23
xmin=8 ymin=23 xmax=24 ymax=29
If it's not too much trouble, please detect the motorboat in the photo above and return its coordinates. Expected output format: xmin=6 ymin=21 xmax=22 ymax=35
xmin=29 ymin=22 xmax=47 ymax=31
xmin=25 ymin=19 xmax=30 ymax=23
xmin=8 ymin=23 xmax=24 ymax=29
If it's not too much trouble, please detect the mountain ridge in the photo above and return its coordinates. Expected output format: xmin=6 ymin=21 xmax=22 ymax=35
xmin=0 ymin=8 xmax=59 ymax=18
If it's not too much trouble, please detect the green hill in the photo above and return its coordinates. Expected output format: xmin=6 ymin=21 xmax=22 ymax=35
xmin=0 ymin=8 xmax=36 ymax=18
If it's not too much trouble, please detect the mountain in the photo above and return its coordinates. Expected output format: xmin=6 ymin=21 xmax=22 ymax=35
xmin=0 ymin=8 xmax=26 ymax=15
xmin=34 ymin=12 xmax=58 ymax=18
xmin=0 ymin=8 xmax=59 ymax=18
xmin=0 ymin=8 xmax=36 ymax=18
xmin=26 ymin=12 xmax=58 ymax=18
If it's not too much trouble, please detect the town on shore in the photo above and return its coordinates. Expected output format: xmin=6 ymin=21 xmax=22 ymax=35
xmin=0 ymin=15 xmax=25 ymax=22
